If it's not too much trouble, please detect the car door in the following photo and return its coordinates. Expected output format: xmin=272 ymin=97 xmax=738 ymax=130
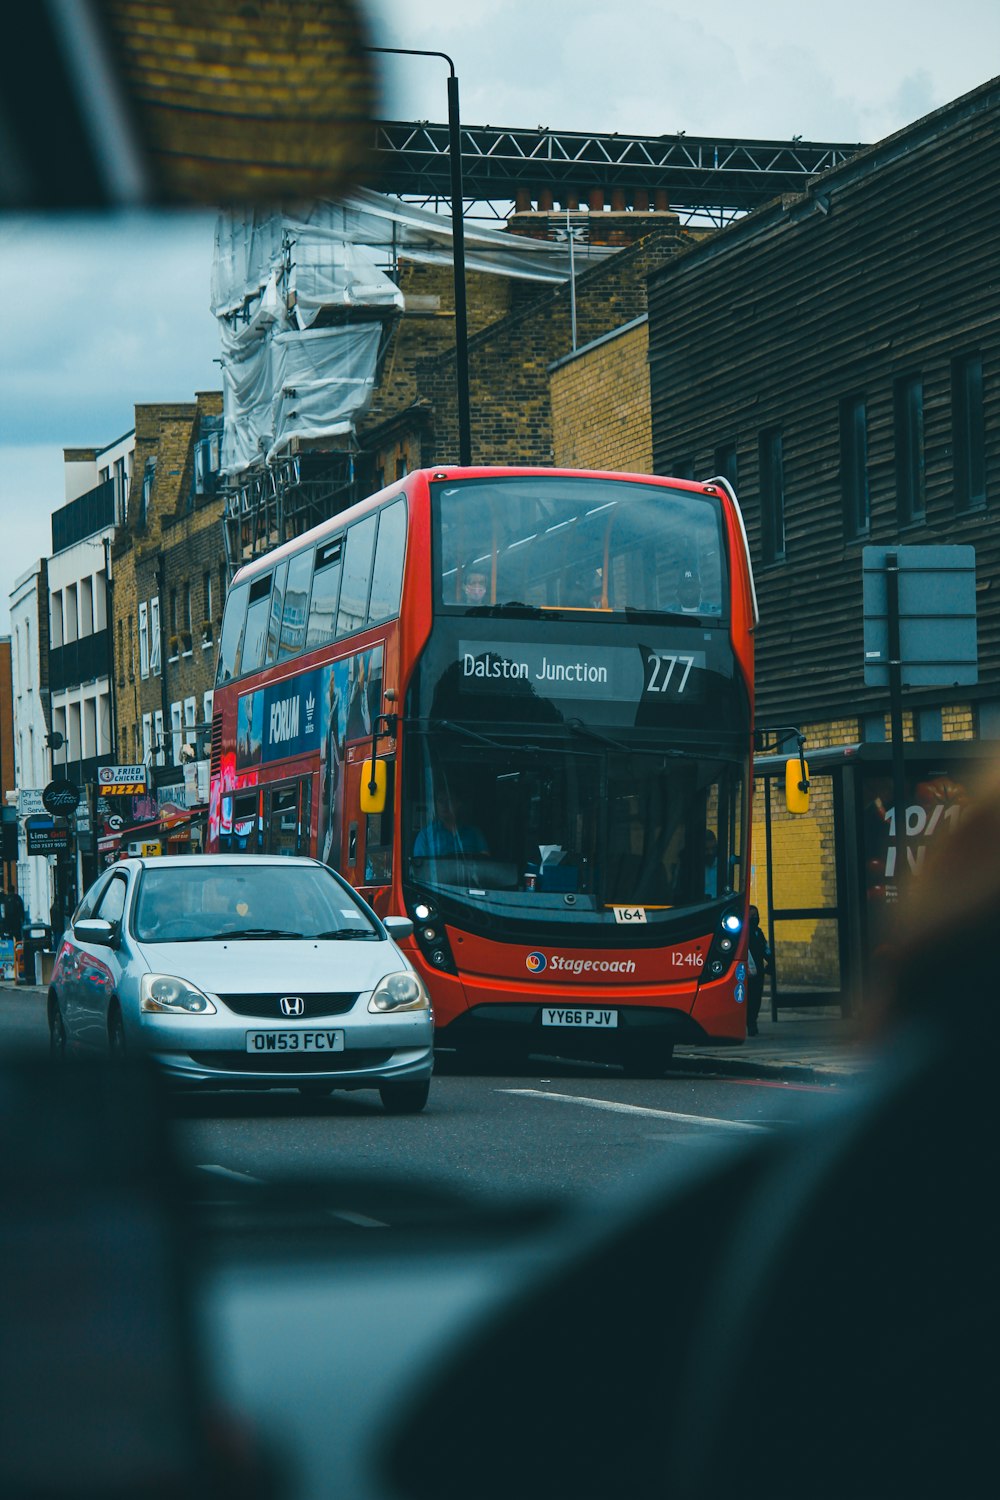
xmin=73 ymin=871 xmax=131 ymax=1050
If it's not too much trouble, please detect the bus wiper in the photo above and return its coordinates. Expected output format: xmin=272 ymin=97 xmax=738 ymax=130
xmin=566 ymin=719 xmax=630 ymax=753
xmin=431 ymin=719 xmax=507 ymax=749
xmin=566 ymin=720 xmax=704 ymax=760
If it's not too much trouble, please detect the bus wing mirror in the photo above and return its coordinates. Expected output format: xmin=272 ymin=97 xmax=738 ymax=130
xmin=785 ymin=756 xmax=810 ymax=815
xmin=360 ymin=759 xmax=387 ymax=815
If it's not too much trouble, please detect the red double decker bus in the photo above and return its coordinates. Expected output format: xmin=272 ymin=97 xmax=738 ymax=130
xmin=208 ymin=466 xmax=757 ymax=1072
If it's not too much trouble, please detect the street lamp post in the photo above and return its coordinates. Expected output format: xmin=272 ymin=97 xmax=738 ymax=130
xmin=366 ymin=47 xmax=472 ymax=464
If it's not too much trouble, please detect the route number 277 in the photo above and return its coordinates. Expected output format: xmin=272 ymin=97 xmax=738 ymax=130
xmin=645 ymin=654 xmax=695 ymax=694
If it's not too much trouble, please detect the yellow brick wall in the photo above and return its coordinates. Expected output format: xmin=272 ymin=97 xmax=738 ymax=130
xmin=550 ymin=321 xmax=652 ymax=473
xmin=112 ymin=394 xmax=225 ymax=765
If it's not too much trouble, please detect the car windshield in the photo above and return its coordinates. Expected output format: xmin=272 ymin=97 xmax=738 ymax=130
xmin=131 ymin=863 xmax=379 ymax=942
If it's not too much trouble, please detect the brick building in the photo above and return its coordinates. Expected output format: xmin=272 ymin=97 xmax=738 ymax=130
xmin=356 ymin=209 xmax=687 ymax=484
xmin=641 ymin=75 xmax=1000 ymax=999
xmin=111 ymin=393 xmax=225 ymax=849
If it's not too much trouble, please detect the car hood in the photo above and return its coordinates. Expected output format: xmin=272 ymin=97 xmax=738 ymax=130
xmin=131 ymin=938 xmax=403 ymax=995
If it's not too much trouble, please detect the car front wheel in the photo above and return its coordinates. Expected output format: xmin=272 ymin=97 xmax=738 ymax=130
xmin=379 ymin=1079 xmax=430 ymax=1114
xmin=108 ymin=1005 xmax=127 ymax=1060
xmin=49 ymin=1002 xmax=67 ymax=1062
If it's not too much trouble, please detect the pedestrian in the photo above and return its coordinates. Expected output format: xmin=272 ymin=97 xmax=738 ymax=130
xmin=746 ymin=904 xmax=772 ymax=1036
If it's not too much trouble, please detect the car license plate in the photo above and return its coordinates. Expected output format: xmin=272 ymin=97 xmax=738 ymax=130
xmin=541 ymin=1008 xmax=618 ymax=1029
xmin=245 ymin=1030 xmax=345 ymax=1054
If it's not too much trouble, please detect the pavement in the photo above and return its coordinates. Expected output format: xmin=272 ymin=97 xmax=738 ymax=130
xmin=674 ymin=1005 xmax=871 ymax=1084
xmin=4 ymin=981 xmax=869 ymax=1085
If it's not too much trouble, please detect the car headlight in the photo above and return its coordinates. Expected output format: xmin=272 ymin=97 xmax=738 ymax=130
xmin=368 ymin=971 xmax=431 ymax=1013
xmin=140 ymin=974 xmax=217 ymax=1015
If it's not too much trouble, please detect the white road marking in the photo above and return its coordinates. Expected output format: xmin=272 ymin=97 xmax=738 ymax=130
xmin=197 ymin=1163 xmax=263 ymax=1184
xmin=498 ymin=1088 xmax=768 ymax=1132
xmin=196 ymin=1164 xmax=388 ymax=1227
xmin=328 ymin=1209 xmax=389 ymax=1229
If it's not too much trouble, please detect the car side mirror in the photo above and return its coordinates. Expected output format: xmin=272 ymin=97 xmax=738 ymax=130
xmin=72 ymin=918 xmax=117 ymax=947
xmin=383 ymin=916 xmax=414 ymax=941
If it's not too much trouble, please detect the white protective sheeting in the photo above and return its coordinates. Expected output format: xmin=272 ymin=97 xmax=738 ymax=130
xmin=212 ymin=193 xmax=611 ymax=475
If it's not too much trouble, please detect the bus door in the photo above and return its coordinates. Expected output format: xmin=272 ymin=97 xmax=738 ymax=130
xmin=263 ymin=778 xmax=312 ymax=857
xmin=345 ymin=755 xmax=395 ymax=915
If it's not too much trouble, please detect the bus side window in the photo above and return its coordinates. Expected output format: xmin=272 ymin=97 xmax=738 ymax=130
xmin=367 ymin=500 xmax=407 ymax=625
xmin=216 ymin=580 xmax=249 ymax=684
xmin=337 ymin=514 xmax=378 ymax=636
xmin=305 ymin=538 xmax=342 ymax=652
xmin=278 ymin=550 xmax=314 ymax=660
xmin=264 ymin=560 xmax=288 ymax=666
xmin=240 ymin=574 xmax=272 ymax=675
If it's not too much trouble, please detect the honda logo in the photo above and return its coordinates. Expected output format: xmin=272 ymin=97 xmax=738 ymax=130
xmin=279 ymin=995 xmax=306 ymax=1017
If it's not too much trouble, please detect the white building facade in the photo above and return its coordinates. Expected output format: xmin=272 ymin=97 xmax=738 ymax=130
xmin=9 ymin=560 xmax=54 ymax=925
xmin=48 ymin=432 xmax=134 ymax=909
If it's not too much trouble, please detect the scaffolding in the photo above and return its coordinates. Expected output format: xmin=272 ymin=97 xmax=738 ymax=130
xmin=212 ymin=191 xmax=601 ymax=573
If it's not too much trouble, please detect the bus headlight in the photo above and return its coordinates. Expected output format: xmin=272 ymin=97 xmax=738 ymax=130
xmin=368 ymin=971 xmax=431 ymax=1013
xmin=140 ymin=974 xmax=217 ymax=1014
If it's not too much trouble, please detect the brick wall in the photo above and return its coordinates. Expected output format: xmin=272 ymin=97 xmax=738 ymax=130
xmin=363 ymin=223 xmax=685 ymax=467
xmin=550 ymin=319 xmax=652 ymax=472
xmin=112 ymin=393 xmax=225 ymax=768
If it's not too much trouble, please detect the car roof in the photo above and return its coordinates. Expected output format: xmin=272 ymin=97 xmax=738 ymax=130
xmin=120 ymin=855 xmax=326 ymax=872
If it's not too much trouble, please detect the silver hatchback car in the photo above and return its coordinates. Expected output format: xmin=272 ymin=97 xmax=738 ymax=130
xmin=48 ymin=855 xmax=433 ymax=1112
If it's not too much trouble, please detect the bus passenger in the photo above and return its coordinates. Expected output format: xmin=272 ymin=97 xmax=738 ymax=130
xmin=462 ymin=567 xmax=489 ymax=605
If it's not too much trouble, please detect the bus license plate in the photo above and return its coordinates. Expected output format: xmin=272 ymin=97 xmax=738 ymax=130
xmin=542 ymin=1008 xmax=618 ymax=1029
xmin=245 ymin=1030 xmax=345 ymax=1053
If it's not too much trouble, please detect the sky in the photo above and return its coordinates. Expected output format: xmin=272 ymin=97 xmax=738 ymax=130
xmin=2 ymin=0 xmax=999 ymax=631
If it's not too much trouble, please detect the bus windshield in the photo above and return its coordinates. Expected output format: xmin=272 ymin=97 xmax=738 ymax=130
xmin=404 ymin=729 xmax=746 ymax=918
xmin=433 ymin=475 xmax=726 ymax=618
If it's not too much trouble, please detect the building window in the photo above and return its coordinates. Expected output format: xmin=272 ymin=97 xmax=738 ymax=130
xmin=713 ymin=440 xmax=738 ymax=493
xmin=894 ymin=374 xmax=925 ymax=528
xmin=150 ymin=596 xmax=161 ymax=676
xmin=184 ymin=696 xmax=197 ymax=754
xmin=840 ymin=395 xmax=870 ymax=539
xmin=142 ymin=713 xmax=153 ymax=763
xmin=171 ymin=702 xmax=183 ymax=765
xmin=952 ymin=352 xmax=985 ymax=511
xmin=977 ymin=701 xmax=1000 ymax=739
xmin=141 ymin=457 xmax=156 ymax=525
xmin=758 ymin=427 xmax=785 ymax=563
xmin=153 ymin=708 xmax=165 ymax=766
xmin=115 ymin=456 xmax=127 ymax=523
xmin=916 ymin=707 xmax=943 ymax=741
xmin=203 ymin=571 xmax=213 ymax=633
xmin=138 ymin=602 xmax=149 ymax=679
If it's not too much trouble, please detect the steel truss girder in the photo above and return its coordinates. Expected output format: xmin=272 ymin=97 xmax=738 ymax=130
xmin=371 ymin=120 xmax=860 ymax=213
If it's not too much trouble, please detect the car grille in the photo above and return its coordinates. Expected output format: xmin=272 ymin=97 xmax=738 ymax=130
xmin=216 ymin=992 xmax=359 ymax=1019
xmin=187 ymin=1050 xmax=394 ymax=1074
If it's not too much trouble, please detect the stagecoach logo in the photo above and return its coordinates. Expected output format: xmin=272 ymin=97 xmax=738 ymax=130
xmin=279 ymin=996 xmax=306 ymax=1017
xmin=525 ymin=951 xmax=548 ymax=973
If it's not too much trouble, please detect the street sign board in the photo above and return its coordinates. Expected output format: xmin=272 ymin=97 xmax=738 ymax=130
xmin=25 ymin=818 xmax=71 ymax=855
xmin=863 ymin=546 xmax=978 ymax=688
xmin=42 ymin=779 xmax=80 ymax=815
xmin=98 ymin=765 xmax=149 ymax=795
xmin=17 ymin=788 xmax=46 ymax=818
